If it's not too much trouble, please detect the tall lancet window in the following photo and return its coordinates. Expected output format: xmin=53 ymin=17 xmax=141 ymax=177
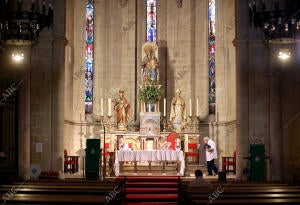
xmin=85 ymin=0 xmax=94 ymax=114
xmin=146 ymin=0 xmax=157 ymax=41
xmin=208 ymin=0 xmax=216 ymax=114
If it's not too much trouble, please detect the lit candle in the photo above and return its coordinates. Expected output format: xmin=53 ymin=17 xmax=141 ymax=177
xmin=189 ymin=98 xmax=192 ymax=116
xmin=196 ymin=98 xmax=199 ymax=117
xmin=163 ymin=98 xmax=166 ymax=117
xmin=108 ymin=98 xmax=112 ymax=116
xmin=100 ymin=98 xmax=104 ymax=116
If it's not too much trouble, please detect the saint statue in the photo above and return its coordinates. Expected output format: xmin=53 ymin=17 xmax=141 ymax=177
xmin=141 ymin=42 xmax=159 ymax=84
xmin=170 ymin=89 xmax=187 ymax=131
xmin=114 ymin=90 xmax=131 ymax=131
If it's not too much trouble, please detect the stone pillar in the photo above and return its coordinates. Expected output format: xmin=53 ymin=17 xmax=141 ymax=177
xmin=18 ymin=78 xmax=31 ymax=179
xmin=268 ymin=44 xmax=283 ymax=181
xmin=51 ymin=0 xmax=66 ymax=171
xmin=235 ymin=0 xmax=249 ymax=180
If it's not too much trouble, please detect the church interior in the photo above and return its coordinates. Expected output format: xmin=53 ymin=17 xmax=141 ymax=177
xmin=0 ymin=0 xmax=300 ymax=204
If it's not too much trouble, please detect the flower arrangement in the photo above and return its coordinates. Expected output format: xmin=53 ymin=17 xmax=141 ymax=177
xmin=139 ymin=85 xmax=162 ymax=103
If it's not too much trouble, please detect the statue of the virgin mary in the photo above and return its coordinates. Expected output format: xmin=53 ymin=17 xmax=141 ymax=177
xmin=140 ymin=42 xmax=159 ymax=85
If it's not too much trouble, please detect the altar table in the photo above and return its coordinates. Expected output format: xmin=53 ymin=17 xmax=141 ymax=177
xmin=114 ymin=150 xmax=185 ymax=176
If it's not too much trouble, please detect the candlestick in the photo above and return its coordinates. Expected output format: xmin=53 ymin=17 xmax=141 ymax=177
xmin=189 ymin=98 xmax=192 ymax=116
xmin=184 ymin=134 xmax=189 ymax=153
xmin=189 ymin=116 xmax=193 ymax=131
xmin=176 ymin=138 xmax=181 ymax=150
xmin=107 ymin=115 xmax=112 ymax=129
xmin=196 ymin=116 xmax=201 ymax=132
xmin=162 ymin=116 xmax=167 ymax=132
xmin=100 ymin=98 xmax=104 ymax=116
xmin=108 ymin=98 xmax=112 ymax=116
xmin=109 ymin=135 xmax=115 ymax=152
xmin=196 ymin=98 xmax=199 ymax=117
xmin=163 ymin=98 xmax=166 ymax=117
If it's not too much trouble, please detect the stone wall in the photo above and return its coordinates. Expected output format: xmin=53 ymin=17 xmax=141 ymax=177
xmin=235 ymin=0 xmax=300 ymax=181
xmin=11 ymin=0 xmax=238 ymax=177
xmin=64 ymin=0 xmax=237 ymax=168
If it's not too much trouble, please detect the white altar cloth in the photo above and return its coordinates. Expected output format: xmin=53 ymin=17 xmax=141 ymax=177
xmin=114 ymin=150 xmax=185 ymax=176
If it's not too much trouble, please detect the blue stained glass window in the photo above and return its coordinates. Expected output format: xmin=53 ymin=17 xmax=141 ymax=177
xmin=209 ymin=0 xmax=216 ymax=114
xmin=85 ymin=0 xmax=94 ymax=114
xmin=146 ymin=0 xmax=157 ymax=42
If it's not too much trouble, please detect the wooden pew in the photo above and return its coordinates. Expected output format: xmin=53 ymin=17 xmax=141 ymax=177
xmin=0 ymin=180 xmax=124 ymax=205
xmin=181 ymin=183 xmax=300 ymax=205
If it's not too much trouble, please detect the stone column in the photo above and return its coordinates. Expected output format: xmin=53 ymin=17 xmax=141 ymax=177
xmin=235 ymin=0 xmax=250 ymax=180
xmin=50 ymin=0 xmax=67 ymax=171
xmin=18 ymin=77 xmax=31 ymax=179
xmin=268 ymin=44 xmax=283 ymax=181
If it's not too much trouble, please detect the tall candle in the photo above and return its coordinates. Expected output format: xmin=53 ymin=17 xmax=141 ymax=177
xmin=189 ymin=98 xmax=192 ymax=116
xmin=100 ymin=98 xmax=104 ymax=116
xmin=196 ymin=98 xmax=199 ymax=117
xmin=108 ymin=98 xmax=112 ymax=116
xmin=163 ymin=98 xmax=166 ymax=117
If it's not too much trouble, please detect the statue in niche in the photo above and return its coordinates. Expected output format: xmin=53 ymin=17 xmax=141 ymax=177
xmin=170 ymin=89 xmax=187 ymax=131
xmin=119 ymin=0 xmax=128 ymax=8
xmin=114 ymin=90 xmax=131 ymax=131
xmin=141 ymin=42 xmax=159 ymax=85
xmin=176 ymin=0 xmax=183 ymax=8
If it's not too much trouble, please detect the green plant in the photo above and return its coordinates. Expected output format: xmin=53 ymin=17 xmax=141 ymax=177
xmin=139 ymin=85 xmax=162 ymax=103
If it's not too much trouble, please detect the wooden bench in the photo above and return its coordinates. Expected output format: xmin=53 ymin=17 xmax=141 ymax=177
xmin=3 ymin=193 xmax=107 ymax=204
xmin=181 ymin=184 xmax=300 ymax=205
xmin=1 ymin=180 xmax=124 ymax=205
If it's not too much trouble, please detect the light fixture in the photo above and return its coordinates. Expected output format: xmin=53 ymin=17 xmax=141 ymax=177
xmin=11 ymin=51 xmax=24 ymax=62
xmin=0 ymin=0 xmax=53 ymax=45
xmin=278 ymin=50 xmax=291 ymax=60
xmin=249 ymin=1 xmax=300 ymax=41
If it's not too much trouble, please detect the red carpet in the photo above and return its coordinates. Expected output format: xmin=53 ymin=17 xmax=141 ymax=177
xmin=124 ymin=176 xmax=179 ymax=204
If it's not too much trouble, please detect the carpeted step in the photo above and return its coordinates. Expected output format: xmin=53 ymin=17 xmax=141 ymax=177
xmin=126 ymin=182 xmax=178 ymax=188
xmin=118 ymin=176 xmax=179 ymax=182
xmin=126 ymin=193 xmax=178 ymax=201
xmin=125 ymin=187 xmax=178 ymax=194
xmin=123 ymin=176 xmax=180 ymax=204
xmin=126 ymin=203 xmax=177 ymax=205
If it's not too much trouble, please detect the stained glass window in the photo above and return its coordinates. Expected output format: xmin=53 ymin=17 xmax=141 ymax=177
xmin=208 ymin=0 xmax=216 ymax=114
xmin=146 ymin=0 xmax=157 ymax=42
xmin=85 ymin=0 xmax=94 ymax=114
